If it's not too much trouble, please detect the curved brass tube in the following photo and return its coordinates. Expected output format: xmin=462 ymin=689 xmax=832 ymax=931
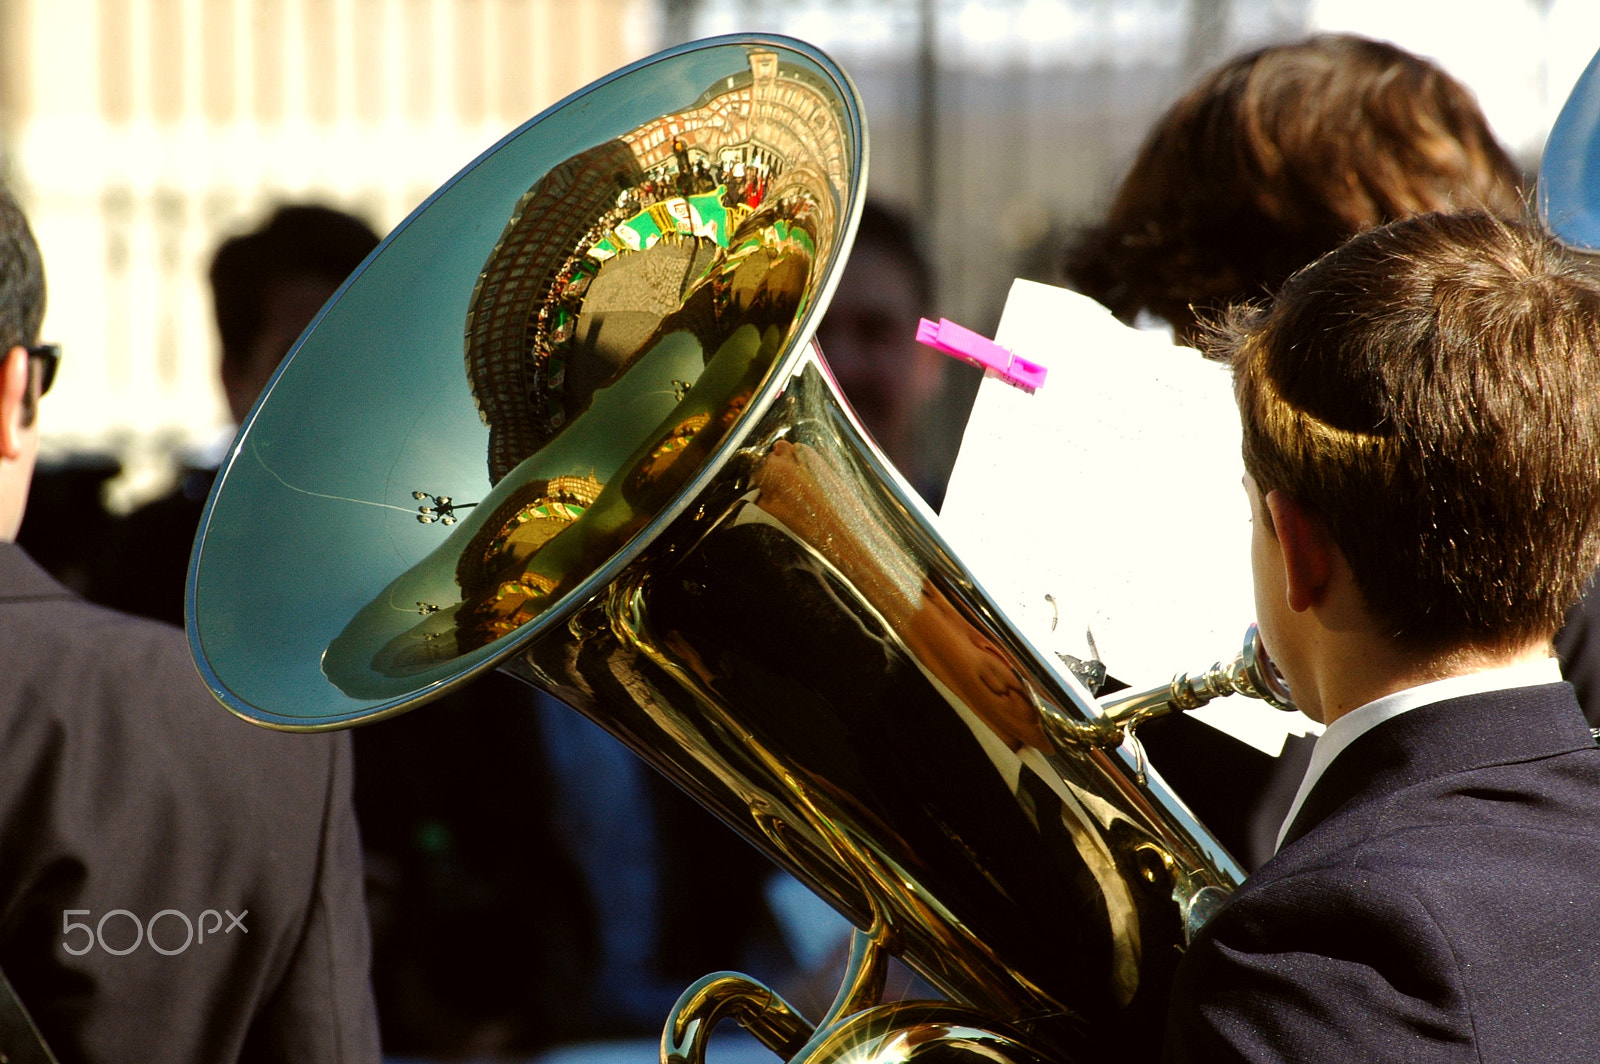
xmin=816 ymin=927 xmax=890 ymax=1029
xmin=661 ymin=973 xmax=815 ymax=1064
xmin=791 ymin=1001 xmax=1058 ymax=1064
xmin=661 ymin=923 xmax=890 ymax=1064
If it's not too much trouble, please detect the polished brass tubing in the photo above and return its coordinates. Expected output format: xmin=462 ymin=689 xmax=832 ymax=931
xmin=1097 ymin=663 xmax=1242 ymax=739
xmin=661 ymin=973 xmax=815 ymax=1064
xmin=659 ymin=901 xmax=887 ymax=1064
xmin=507 ymin=357 xmax=1243 ymax=1064
xmin=789 ymin=1001 xmax=1058 ymax=1064
xmin=1095 ymin=624 xmax=1295 ymax=745
xmin=816 ymin=928 xmax=890 ymax=1030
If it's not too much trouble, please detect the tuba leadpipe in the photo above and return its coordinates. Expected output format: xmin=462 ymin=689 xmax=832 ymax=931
xmin=1088 ymin=623 xmax=1296 ymax=746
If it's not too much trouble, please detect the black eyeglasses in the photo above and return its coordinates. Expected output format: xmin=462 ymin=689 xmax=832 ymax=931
xmin=25 ymin=344 xmax=59 ymax=397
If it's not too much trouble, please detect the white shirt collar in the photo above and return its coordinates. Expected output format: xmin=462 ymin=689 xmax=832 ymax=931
xmin=1274 ymin=656 xmax=1564 ymax=853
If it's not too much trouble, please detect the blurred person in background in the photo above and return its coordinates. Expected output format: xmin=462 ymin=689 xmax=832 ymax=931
xmin=0 ymin=186 xmax=379 ymax=1063
xmin=1061 ymin=34 xmax=1529 ymax=870
xmin=89 ymin=203 xmax=381 ymax=625
xmin=355 ymin=682 xmax=807 ymax=1060
xmin=816 ymin=200 xmax=975 ymax=508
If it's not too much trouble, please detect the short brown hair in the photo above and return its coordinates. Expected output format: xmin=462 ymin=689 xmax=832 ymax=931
xmin=1066 ymin=35 xmax=1524 ymax=345
xmin=1217 ymin=212 xmax=1600 ymax=652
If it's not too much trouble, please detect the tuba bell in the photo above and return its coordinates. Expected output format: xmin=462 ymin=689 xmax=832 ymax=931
xmin=188 ymin=33 xmax=1282 ymax=1064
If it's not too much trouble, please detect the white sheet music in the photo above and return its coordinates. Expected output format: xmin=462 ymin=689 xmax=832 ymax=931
xmin=938 ymin=279 xmax=1320 ymax=755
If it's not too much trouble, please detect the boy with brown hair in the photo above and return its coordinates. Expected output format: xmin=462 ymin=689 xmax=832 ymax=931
xmin=1163 ymin=210 xmax=1600 ymax=1061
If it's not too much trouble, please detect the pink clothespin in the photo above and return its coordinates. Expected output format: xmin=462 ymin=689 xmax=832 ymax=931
xmin=915 ymin=317 xmax=1047 ymax=392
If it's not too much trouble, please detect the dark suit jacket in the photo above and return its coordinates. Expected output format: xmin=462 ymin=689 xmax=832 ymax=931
xmin=1163 ymin=682 xmax=1600 ymax=1062
xmin=0 ymin=544 xmax=379 ymax=1064
xmin=1555 ymin=576 xmax=1600 ymax=726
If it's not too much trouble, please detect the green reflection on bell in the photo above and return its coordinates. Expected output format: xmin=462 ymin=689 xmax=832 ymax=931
xmin=323 ymin=200 xmax=816 ymax=698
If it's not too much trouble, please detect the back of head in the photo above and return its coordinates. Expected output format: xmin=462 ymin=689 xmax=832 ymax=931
xmin=1067 ymin=34 xmax=1523 ymax=343
xmin=1220 ymin=211 xmax=1600 ymax=654
xmin=848 ymin=201 xmax=932 ymax=312
xmin=210 ymin=204 xmax=380 ymax=423
xmin=0 ymin=187 xmax=45 ymax=352
xmin=210 ymin=203 xmax=380 ymax=365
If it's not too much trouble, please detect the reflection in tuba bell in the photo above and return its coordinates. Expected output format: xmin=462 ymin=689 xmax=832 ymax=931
xmin=188 ymin=34 xmax=1288 ymax=1064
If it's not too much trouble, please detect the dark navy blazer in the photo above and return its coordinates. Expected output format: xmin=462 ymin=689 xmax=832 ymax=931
xmin=1163 ymin=682 xmax=1600 ymax=1062
xmin=0 ymin=544 xmax=379 ymax=1063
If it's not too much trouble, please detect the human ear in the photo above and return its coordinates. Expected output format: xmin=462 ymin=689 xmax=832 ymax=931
xmin=0 ymin=345 xmax=30 ymax=460
xmin=1264 ymin=490 xmax=1335 ymax=613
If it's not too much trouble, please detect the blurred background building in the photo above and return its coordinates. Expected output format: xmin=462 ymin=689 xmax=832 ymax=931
xmin=0 ymin=0 xmax=654 ymax=505
xmin=0 ymin=0 xmax=1595 ymax=507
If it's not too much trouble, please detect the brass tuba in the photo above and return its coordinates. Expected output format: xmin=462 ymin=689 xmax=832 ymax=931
xmin=188 ymin=34 xmax=1283 ymax=1064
